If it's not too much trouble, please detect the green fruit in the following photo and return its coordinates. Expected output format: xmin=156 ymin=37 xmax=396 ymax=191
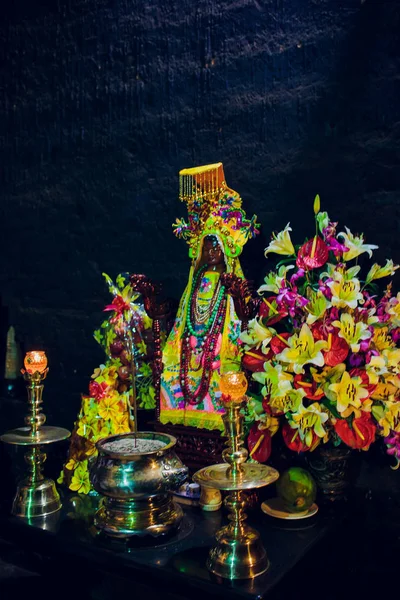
xmin=276 ymin=467 xmax=316 ymax=512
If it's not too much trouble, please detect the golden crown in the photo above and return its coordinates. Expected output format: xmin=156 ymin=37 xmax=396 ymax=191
xmin=173 ymin=162 xmax=259 ymax=259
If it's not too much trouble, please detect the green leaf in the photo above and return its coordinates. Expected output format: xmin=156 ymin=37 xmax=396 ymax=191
xmin=321 ymin=397 xmax=341 ymax=420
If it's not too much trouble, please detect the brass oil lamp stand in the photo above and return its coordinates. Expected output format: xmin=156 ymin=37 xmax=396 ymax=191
xmin=0 ymin=352 xmax=70 ymax=518
xmin=193 ymin=372 xmax=279 ymax=580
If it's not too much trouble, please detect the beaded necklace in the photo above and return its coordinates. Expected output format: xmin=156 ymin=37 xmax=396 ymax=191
xmin=180 ymin=266 xmax=227 ymax=405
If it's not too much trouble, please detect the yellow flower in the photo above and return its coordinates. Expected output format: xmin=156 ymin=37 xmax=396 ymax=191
xmin=98 ymin=393 xmax=121 ymax=421
xmin=328 ymin=274 xmax=363 ymax=310
xmin=76 ymin=417 xmax=96 ymax=438
xmin=264 ymin=223 xmax=295 ymax=257
xmin=383 ymin=348 xmax=400 ymax=374
xmin=365 ymin=260 xmax=399 ymax=284
xmin=337 ymin=227 xmax=378 ymax=261
xmin=288 ymin=402 xmax=329 ymax=446
xmin=370 ymin=379 xmax=400 ymax=401
xmin=305 ymin=290 xmax=331 ymax=325
xmin=332 ymin=313 xmax=371 ymax=352
xmin=253 ymin=363 xmax=293 ymax=399
xmin=366 ymin=355 xmax=387 ymax=384
xmin=371 ymin=327 xmax=395 ymax=352
xmin=387 ymin=293 xmax=400 ymax=328
xmin=240 ymin=318 xmax=276 ymax=353
xmin=269 ymin=388 xmax=305 ymax=415
xmin=69 ymin=463 xmax=91 ymax=495
xmin=102 ymin=365 xmax=119 ymax=386
xmin=258 ymin=265 xmax=294 ymax=295
xmin=111 ymin=414 xmax=131 ymax=435
xmin=91 ymin=366 xmax=104 ymax=380
xmin=276 ymin=323 xmax=328 ymax=374
xmin=65 ymin=458 xmax=84 ymax=471
xmin=258 ymin=414 xmax=280 ymax=436
xmin=377 ymin=401 xmax=400 ymax=437
xmin=328 ymin=370 xmax=369 ymax=417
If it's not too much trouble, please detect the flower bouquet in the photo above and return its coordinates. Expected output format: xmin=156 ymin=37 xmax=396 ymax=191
xmin=240 ymin=196 xmax=400 ymax=471
xmin=59 ymin=272 xmax=157 ymax=494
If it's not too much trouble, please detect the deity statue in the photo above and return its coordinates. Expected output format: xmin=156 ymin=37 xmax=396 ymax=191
xmin=159 ymin=162 xmax=260 ymax=432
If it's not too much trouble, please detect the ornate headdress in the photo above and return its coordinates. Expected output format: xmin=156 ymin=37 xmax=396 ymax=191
xmin=173 ymin=162 xmax=260 ymax=259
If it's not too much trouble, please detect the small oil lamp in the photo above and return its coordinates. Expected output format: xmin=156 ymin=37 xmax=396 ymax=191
xmin=0 ymin=351 xmax=70 ymax=518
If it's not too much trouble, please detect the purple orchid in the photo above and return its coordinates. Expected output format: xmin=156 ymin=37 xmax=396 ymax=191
xmin=384 ymin=431 xmax=400 ymax=470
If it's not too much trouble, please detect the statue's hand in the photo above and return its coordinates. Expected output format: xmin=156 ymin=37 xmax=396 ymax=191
xmin=129 ymin=274 xmax=169 ymax=320
xmin=129 ymin=274 xmax=159 ymax=297
xmin=220 ymin=273 xmax=249 ymax=299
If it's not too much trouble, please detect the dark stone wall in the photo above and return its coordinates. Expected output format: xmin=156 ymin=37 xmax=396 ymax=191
xmin=0 ymin=0 xmax=399 ymax=427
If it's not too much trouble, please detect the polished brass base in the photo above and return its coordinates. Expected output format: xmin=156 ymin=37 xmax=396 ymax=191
xmin=94 ymin=494 xmax=183 ymax=538
xmin=12 ymin=477 xmax=61 ymax=518
xmin=208 ymin=523 xmax=269 ymax=580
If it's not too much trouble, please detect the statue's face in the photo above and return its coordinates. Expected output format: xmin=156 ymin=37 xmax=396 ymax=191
xmin=201 ymin=237 xmax=224 ymax=267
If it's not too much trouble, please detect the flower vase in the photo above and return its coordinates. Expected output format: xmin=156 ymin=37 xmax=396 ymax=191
xmin=305 ymin=444 xmax=360 ymax=503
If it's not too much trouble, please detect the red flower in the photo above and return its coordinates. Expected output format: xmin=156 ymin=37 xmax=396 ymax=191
xmin=247 ymin=424 xmax=272 ymax=463
xmin=282 ymin=422 xmax=320 ymax=453
xmin=89 ymin=381 xmax=109 ymax=400
xmin=242 ymin=349 xmax=270 ymax=372
xmin=294 ymin=374 xmax=324 ymax=401
xmin=334 ymin=413 xmax=376 ymax=450
xmin=311 ymin=326 xmax=349 ymax=367
xmin=259 ymin=296 xmax=288 ymax=326
xmin=323 ymin=333 xmax=349 ymax=367
xmin=296 ymin=237 xmax=329 ymax=270
xmin=270 ymin=332 xmax=291 ymax=355
xmin=349 ymin=368 xmax=376 ymax=397
xmin=104 ymin=295 xmax=130 ymax=315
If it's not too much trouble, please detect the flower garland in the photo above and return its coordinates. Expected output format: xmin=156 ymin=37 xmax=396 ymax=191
xmin=59 ymin=272 xmax=159 ymax=494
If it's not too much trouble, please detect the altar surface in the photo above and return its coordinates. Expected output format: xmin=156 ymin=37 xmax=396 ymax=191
xmin=0 ymin=491 xmax=347 ymax=600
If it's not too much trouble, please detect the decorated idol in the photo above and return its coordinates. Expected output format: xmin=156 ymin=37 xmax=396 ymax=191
xmin=160 ymin=162 xmax=259 ymax=432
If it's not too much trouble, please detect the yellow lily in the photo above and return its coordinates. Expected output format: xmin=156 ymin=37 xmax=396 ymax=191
xmin=337 ymin=227 xmax=378 ymax=261
xmin=370 ymin=378 xmax=400 ymax=401
xmin=305 ymin=290 xmax=331 ymax=325
xmin=371 ymin=327 xmax=395 ymax=352
xmin=269 ymin=388 xmax=306 ymax=415
xmin=276 ymin=323 xmax=328 ymax=374
xmin=332 ymin=313 xmax=371 ymax=352
xmin=365 ymin=260 xmax=399 ymax=284
xmin=328 ymin=271 xmax=363 ymax=310
xmin=382 ymin=348 xmax=400 ymax=374
xmin=366 ymin=355 xmax=388 ymax=384
xmin=288 ymin=402 xmax=329 ymax=446
xmin=328 ymin=370 xmax=369 ymax=417
xmin=253 ymin=362 xmax=293 ymax=399
xmin=69 ymin=462 xmax=91 ymax=495
xmin=258 ymin=265 xmax=294 ymax=295
xmin=377 ymin=401 xmax=400 ymax=437
xmin=240 ymin=318 xmax=276 ymax=353
xmin=264 ymin=223 xmax=295 ymax=257
xmin=387 ymin=293 xmax=400 ymax=328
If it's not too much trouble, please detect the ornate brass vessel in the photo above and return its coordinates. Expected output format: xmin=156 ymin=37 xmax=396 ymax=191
xmin=91 ymin=431 xmax=188 ymax=538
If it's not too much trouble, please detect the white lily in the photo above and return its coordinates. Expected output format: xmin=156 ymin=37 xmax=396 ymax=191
xmin=264 ymin=223 xmax=295 ymax=257
xmin=337 ymin=227 xmax=378 ymax=261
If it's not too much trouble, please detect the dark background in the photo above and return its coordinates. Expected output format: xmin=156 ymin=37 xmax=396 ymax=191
xmin=0 ymin=0 xmax=399 ymax=429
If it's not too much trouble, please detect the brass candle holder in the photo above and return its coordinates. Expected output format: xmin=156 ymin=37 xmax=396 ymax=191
xmin=193 ymin=371 xmax=279 ymax=580
xmin=0 ymin=351 xmax=70 ymax=518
